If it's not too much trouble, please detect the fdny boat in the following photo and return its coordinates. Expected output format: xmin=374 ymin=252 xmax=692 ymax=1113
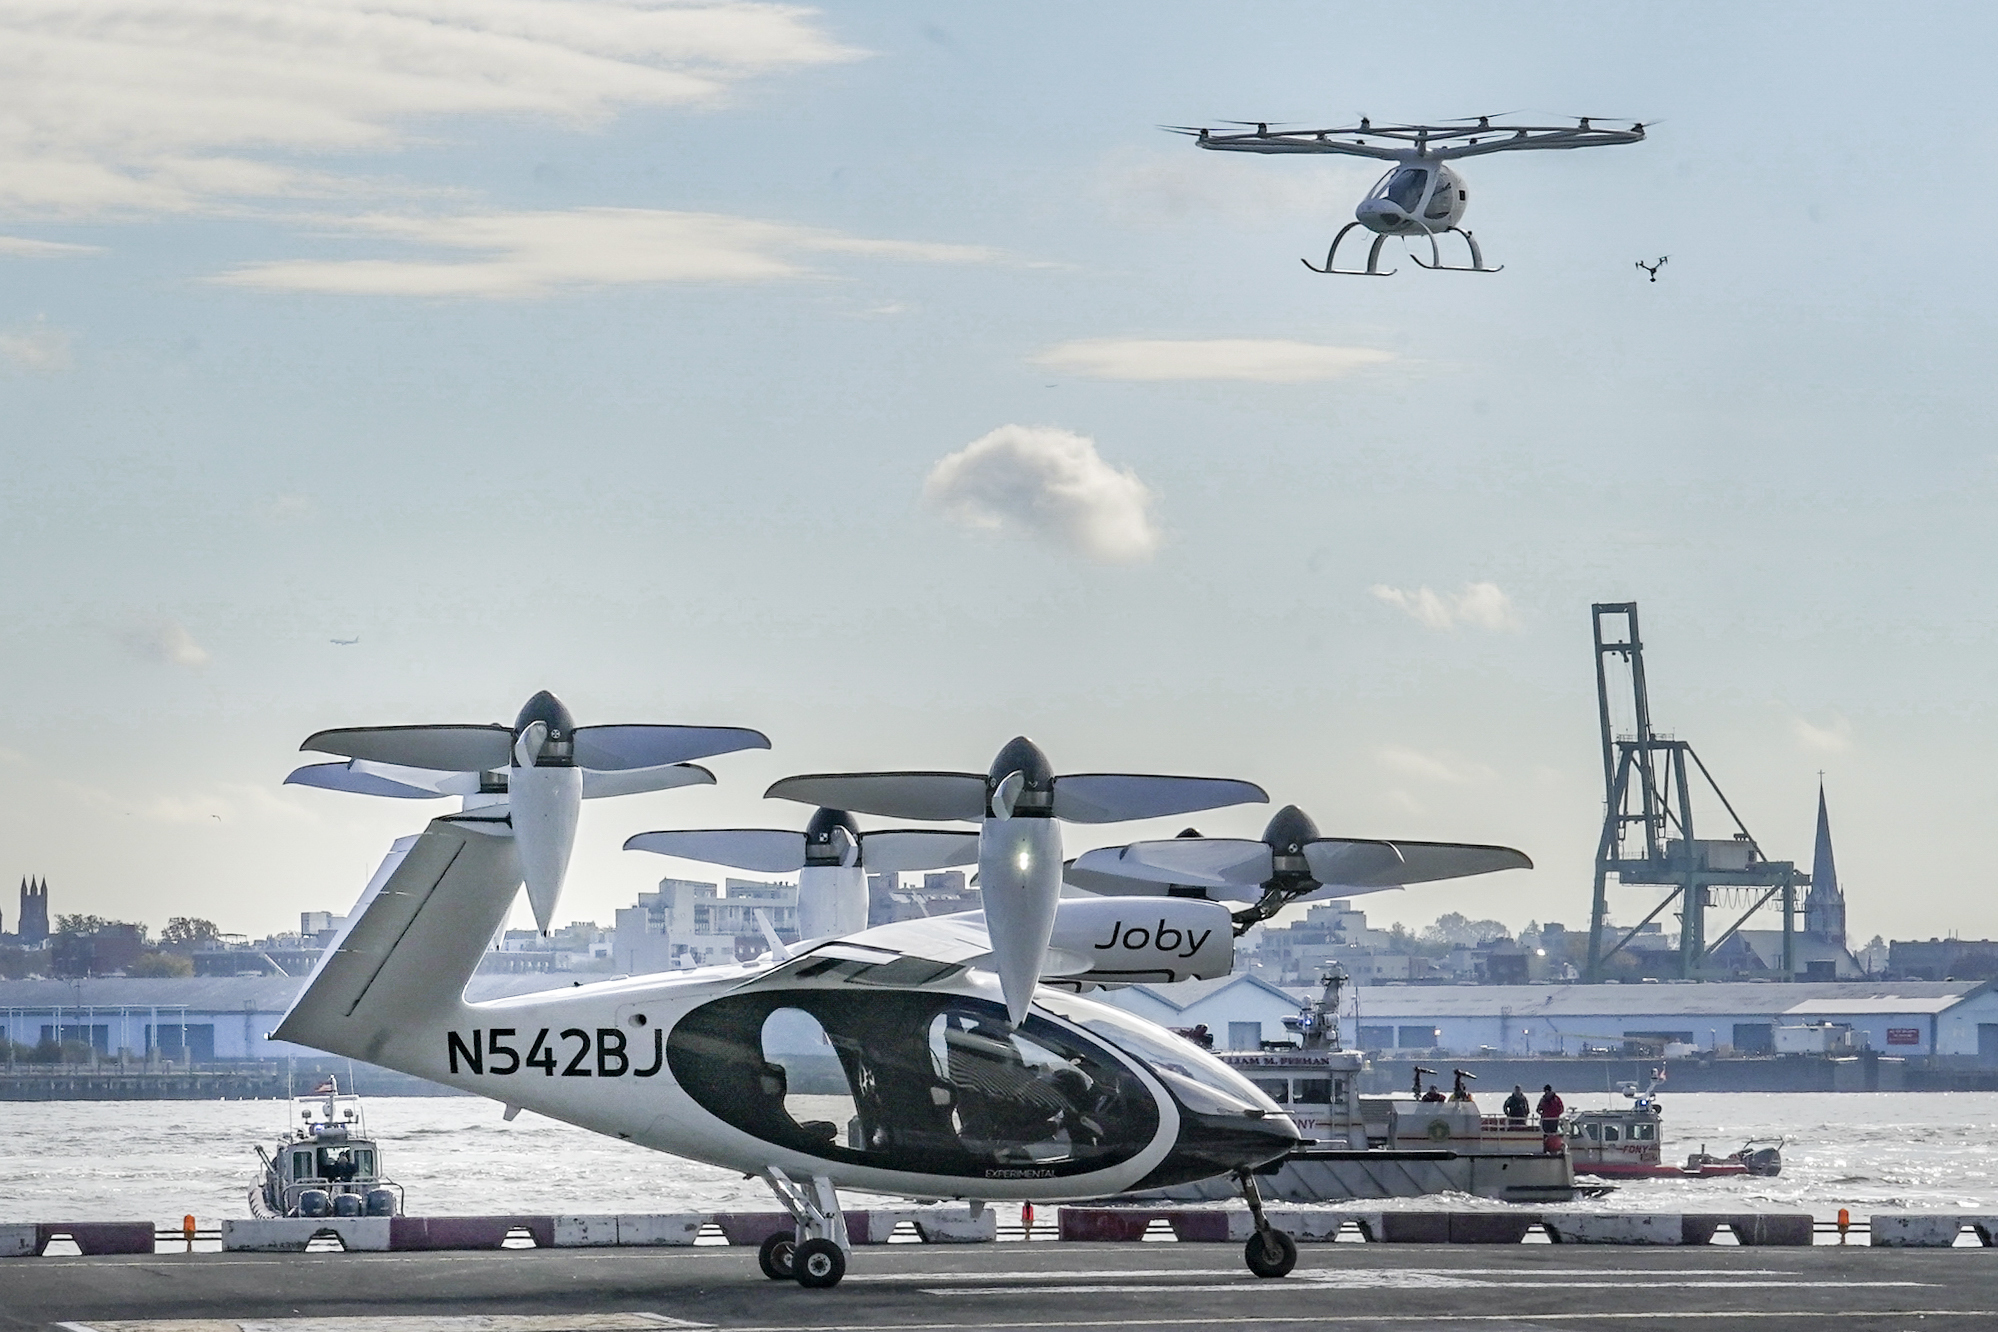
xmin=249 ymin=1078 xmax=405 ymax=1218
xmin=1135 ymin=973 xmax=1586 ymax=1203
xmin=1564 ymin=1082 xmax=1782 ymax=1180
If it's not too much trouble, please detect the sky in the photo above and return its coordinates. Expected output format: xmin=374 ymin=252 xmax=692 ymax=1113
xmin=1 ymin=2 xmax=1994 ymax=950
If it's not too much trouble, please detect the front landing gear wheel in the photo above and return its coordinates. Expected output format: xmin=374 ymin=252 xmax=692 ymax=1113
xmin=757 ymin=1231 xmax=795 ymax=1280
xmin=1245 ymin=1228 xmax=1297 ymax=1279
xmin=794 ymin=1237 xmax=846 ymax=1288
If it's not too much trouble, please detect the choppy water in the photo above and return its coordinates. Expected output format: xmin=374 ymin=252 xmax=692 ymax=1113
xmin=3 ymin=1091 xmax=1995 ymax=1224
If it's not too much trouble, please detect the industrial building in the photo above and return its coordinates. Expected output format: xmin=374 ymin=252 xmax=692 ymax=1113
xmin=1103 ymin=974 xmax=1998 ymax=1061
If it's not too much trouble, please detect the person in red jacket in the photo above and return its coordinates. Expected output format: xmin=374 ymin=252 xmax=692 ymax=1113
xmin=1535 ymin=1084 xmax=1565 ymax=1133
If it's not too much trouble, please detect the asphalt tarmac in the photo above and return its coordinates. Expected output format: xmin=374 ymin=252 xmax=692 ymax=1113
xmin=2 ymin=1242 xmax=1992 ymax=1332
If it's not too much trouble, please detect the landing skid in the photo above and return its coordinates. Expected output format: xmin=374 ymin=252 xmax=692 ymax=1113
xmin=1407 ymin=227 xmax=1503 ymax=273
xmin=1301 ymin=222 xmax=1394 ymax=277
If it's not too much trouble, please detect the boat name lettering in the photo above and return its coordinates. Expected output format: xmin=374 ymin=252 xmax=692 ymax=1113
xmin=1089 ymin=919 xmax=1212 ymax=958
xmin=446 ymin=1027 xmax=664 ymax=1078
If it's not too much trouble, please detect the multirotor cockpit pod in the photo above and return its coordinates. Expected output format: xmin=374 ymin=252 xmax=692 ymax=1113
xmin=291 ymin=690 xmax=770 ymax=936
xmin=764 ymin=739 xmax=1266 ymax=1029
xmin=1065 ymin=802 xmax=1532 ymax=933
xmin=1357 ymin=163 xmax=1466 ymax=237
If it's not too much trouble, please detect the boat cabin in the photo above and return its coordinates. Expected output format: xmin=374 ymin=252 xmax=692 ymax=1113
xmin=252 ymin=1087 xmax=404 ymax=1218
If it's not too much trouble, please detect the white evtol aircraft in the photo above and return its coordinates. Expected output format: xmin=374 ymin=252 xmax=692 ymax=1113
xmin=1173 ymin=116 xmax=1644 ymax=275
xmin=285 ymin=691 xmax=768 ymax=934
xmin=274 ymin=733 xmax=1310 ymax=1289
xmin=1067 ymin=803 xmax=1532 ymax=933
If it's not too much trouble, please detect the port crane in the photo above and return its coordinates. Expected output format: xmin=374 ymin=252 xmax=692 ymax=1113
xmin=1586 ymin=603 xmax=1808 ymax=982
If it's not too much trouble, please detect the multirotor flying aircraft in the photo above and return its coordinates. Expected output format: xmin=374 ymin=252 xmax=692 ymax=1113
xmin=285 ymin=691 xmax=768 ymax=934
xmin=1065 ymin=804 xmax=1532 ymax=933
xmin=1174 ymin=116 xmax=1645 ymax=275
xmin=273 ymin=732 xmax=1313 ymax=1289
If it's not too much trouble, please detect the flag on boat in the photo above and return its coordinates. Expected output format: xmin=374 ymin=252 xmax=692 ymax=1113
xmin=311 ymin=1077 xmax=338 ymax=1094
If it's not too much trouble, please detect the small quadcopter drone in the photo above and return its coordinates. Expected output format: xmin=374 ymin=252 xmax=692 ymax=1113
xmin=1171 ymin=116 xmax=1645 ymax=276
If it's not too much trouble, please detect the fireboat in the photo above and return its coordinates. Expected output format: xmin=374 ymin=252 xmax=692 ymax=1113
xmin=1564 ymin=1075 xmax=1783 ymax=1180
xmin=1138 ymin=971 xmax=1590 ymax=1203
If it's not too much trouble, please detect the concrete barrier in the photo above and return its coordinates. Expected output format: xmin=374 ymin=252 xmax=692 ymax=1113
xmin=221 ymin=1218 xmax=390 ymax=1252
xmin=33 ymin=1222 xmax=154 ymax=1256
xmin=1058 ymin=1208 xmax=1237 ymax=1243
xmin=388 ymin=1216 xmax=554 ymax=1251
xmin=550 ymin=1214 xmax=706 ymax=1247
xmin=711 ymin=1206 xmax=993 ymax=1246
xmin=1684 ymin=1214 xmax=1814 ymax=1247
xmin=1543 ymin=1213 xmax=1683 ymax=1245
xmin=1870 ymin=1213 xmax=1998 ymax=1247
xmin=1870 ymin=1213 xmax=1967 ymax=1248
xmin=0 ymin=1224 xmax=38 ymax=1258
xmin=1265 ymin=1209 xmax=1357 ymax=1243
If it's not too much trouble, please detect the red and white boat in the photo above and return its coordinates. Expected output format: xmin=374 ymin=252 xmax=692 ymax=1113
xmin=1564 ymin=1087 xmax=1782 ymax=1181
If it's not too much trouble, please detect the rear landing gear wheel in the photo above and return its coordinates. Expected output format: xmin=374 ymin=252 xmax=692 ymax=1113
xmin=794 ymin=1237 xmax=846 ymax=1288
xmin=757 ymin=1231 xmax=795 ymax=1280
xmin=1245 ymin=1228 xmax=1297 ymax=1279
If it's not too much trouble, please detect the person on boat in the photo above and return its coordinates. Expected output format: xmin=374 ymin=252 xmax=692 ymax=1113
xmin=1536 ymin=1084 xmax=1565 ymax=1133
xmin=1503 ymin=1085 xmax=1531 ymax=1127
xmin=1449 ymin=1069 xmax=1477 ymax=1102
xmin=1420 ymin=1082 xmax=1446 ymax=1103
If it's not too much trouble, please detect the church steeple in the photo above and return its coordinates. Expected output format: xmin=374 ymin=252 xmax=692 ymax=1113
xmin=1805 ymin=780 xmax=1846 ymax=947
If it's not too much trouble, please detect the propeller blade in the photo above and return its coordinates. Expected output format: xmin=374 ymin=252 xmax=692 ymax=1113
xmin=283 ymin=762 xmax=444 ymax=800
xmin=1051 ymin=774 xmax=1268 ymax=824
xmin=858 ymin=829 xmax=982 ymax=872
xmin=1312 ymin=838 xmax=1532 ymax=887
xmin=301 ymin=724 xmax=512 ymax=771
xmin=581 ymin=763 xmax=714 ymax=799
xmin=765 ymin=772 xmax=986 ymax=822
xmin=573 ymin=724 xmax=770 ymax=771
xmin=623 ymin=829 xmax=808 ymax=873
xmin=1300 ymin=839 xmax=1407 ymax=887
xmin=1070 ymin=838 xmax=1273 ymax=889
xmin=514 ymin=719 xmax=549 ymax=768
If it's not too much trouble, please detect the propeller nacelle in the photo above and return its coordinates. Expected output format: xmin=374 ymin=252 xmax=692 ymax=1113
xmin=289 ymin=690 xmax=769 ymax=937
xmin=765 ymin=738 xmax=1266 ymax=1028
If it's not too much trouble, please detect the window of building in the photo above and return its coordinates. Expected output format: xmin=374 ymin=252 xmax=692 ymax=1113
xmin=1227 ymin=1021 xmax=1263 ymax=1051
xmin=1396 ymin=1025 xmax=1439 ymax=1049
xmin=1357 ymin=1025 xmax=1394 ymax=1050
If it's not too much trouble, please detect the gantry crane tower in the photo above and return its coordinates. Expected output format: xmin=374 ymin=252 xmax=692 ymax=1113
xmin=1585 ymin=603 xmax=1807 ymax=982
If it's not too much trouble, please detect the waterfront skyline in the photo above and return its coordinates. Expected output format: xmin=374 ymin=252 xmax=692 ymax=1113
xmin=2 ymin=5 xmax=1994 ymax=942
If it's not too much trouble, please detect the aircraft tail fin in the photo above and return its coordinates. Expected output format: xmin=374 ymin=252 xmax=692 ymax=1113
xmin=273 ymin=816 xmax=520 ymax=1070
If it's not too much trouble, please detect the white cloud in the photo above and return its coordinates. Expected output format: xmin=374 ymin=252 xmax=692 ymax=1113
xmin=0 ymin=235 xmax=99 ymax=257
xmin=1371 ymin=581 xmax=1520 ymax=632
xmin=0 ymin=317 xmax=72 ymax=371
xmin=0 ymin=0 xmax=860 ymax=217
xmin=1791 ymin=714 xmax=1853 ymax=754
xmin=124 ymin=619 xmax=210 ymax=668
xmin=922 ymin=425 xmax=1161 ymax=564
xmin=212 ymin=208 xmax=1003 ymax=296
xmin=1033 ymin=338 xmax=1392 ymax=383
xmin=1377 ymin=745 xmax=1494 ymax=785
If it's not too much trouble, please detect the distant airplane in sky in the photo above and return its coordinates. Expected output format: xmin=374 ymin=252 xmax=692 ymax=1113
xmin=330 ymin=636 xmax=359 ymax=645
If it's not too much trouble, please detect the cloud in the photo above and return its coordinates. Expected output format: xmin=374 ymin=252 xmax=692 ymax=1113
xmin=1371 ymin=581 xmax=1520 ymax=632
xmin=922 ymin=425 xmax=1161 ymax=563
xmin=1377 ymin=745 xmax=1494 ymax=785
xmin=212 ymin=208 xmax=1004 ymax=296
xmin=1791 ymin=714 xmax=1853 ymax=754
xmin=0 ymin=317 xmax=72 ymax=371
xmin=0 ymin=1 xmax=860 ymax=218
xmin=0 ymin=235 xmax=100 ymax=257
xmin=1033 ymin=338 xmax=1392 ymax=383
xmin=124 ymin=619 xmax=210 ymax=668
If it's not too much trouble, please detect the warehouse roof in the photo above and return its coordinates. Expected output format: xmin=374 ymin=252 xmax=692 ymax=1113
xmin=1281 ymin=980 xmax=1991 ymax=1019
xmin=0 ymin=972 xmax=604 ymax=1010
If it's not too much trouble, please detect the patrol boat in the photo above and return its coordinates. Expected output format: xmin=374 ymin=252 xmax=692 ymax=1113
xmin=1138 ymin=973 xmax=1585 ymax=1203
xmin=1565 ymin=1082 xmax=1782 ymax=1180
xmin=249 ymin=1078 xmax=404 ymax=1218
